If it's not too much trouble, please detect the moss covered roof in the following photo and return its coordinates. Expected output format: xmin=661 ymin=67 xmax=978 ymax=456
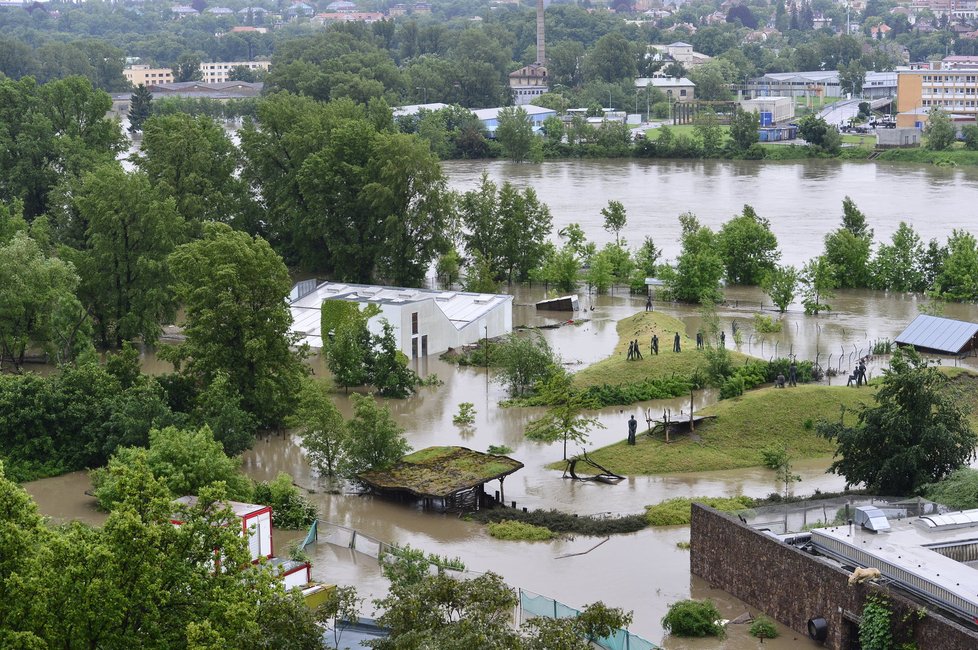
xmin=357 ymin=446 xmax=523 ymax=498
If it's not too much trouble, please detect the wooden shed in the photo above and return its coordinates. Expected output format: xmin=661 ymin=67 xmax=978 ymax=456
xmin=357 ymin=446 xmax=523 ymax=511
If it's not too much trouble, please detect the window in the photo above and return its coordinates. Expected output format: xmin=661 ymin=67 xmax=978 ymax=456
xmin=680 ymin=89 xmax=687 ymax=96
xmin=411 ymin=312 xmax=418 ymax=335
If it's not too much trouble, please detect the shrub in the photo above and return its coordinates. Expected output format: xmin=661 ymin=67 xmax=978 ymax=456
xmin=470 ymin=508 xmax=648 ymax=536
xmin=662 ymin=599 xmax=724 ymax=637
xmin=252 ymin=472 xmax=318 ymax=529
xmin=453 ymin=402 xmax=476 ymax=426
xmin=486 ymin=520 xmax=555 ymax=541
xmin=765 ymin=358 xmax=820 ymax=383
xmin=753 ymin=313 xmax=782 ymax=333
xmin=645 ymin=496 xmax=753 ymax=526
xmin=487 ymin=444 xmax=513 ymax=455
xmin=749 ymin=616 xmax=779 ymax=639
xmin=921 ymin=468 xmax=978 ymax=510
xmin=719 ymin=374 xmax=745 ymax=399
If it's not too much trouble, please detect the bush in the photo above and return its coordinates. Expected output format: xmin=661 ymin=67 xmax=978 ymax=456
xmin=252 ymin=472 xmax=318 ymax=530
xmin=487 ymin=444 xmax=513 ymax=455
xmin=749 ymin=616 xmax=779 ymax=639
xmin=921 ymin=468 xmax=978 ymax=510
xmin=486 ymin=520 xmax=555 ymax=541
xmin=662 ymin=599 xmax=724 ymax=637
xmin=765 ymin=358 xmax=820 ymax=383
xmin=645 ymin=496 xmax=753 ymax=526
xmin=470 ymin=508 xmax=648 ymax=536
xmin=453 ymin=402 xmax=476 ymax=426
xmin=719 ymin=374 xmax=745 ymax=399
xmin=753 ymin=313 xmax=782 ymax=333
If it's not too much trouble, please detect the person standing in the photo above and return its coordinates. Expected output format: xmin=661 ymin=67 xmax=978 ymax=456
xmin=627 ymin=414 xmax=638 ymax=445
xmin=673 ymin=332 xmax=681 ymax=353
xmin=646 ymin=296 xmax=653 ymax=312
xmin=627 ymin=340 xmax=634 ymax=360
xmin=696 ymin=332 xmax=703 ymax=349
xmin=651 ymin=334 xmax=659 ymax=356
xmin=634 ymin=339 xmax=643 ymax=360
xmin=719 ymin=331 xmax=726 ymax=348
xmin=788 ymin=361 xmax=797 ymax=387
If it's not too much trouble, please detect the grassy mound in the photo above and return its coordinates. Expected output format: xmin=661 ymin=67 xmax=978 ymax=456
xmin=566 ymin=384 xmax=874 ymax=475
xmin=645 ymin=495 xmax=754 ymax=526
xmin=486 ymin=520 xmax=555 ymax=541
xmin=573 ymin=311 xmax=752 ymax=390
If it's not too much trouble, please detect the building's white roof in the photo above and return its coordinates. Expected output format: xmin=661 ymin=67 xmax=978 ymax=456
xmin=668 ymin=41 xmax=693 ymax=47
xmin=759 ymin=70 xmax=839 ymax=83
xmin=471 ymin=105 xmax=557 ymax=120
xmin=289 ymin=282 xmax=513 ymax=348
xmin=393 ymin=102 xmax=450 ymax=117
xmin=174 ymin=496 xmax=268 ymax=519
xmin=635 ymin=77 xmax=696 ymax=88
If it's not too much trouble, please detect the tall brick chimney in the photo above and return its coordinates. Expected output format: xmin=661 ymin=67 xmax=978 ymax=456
xmin=536 ymin=0 xmax=545 ymax=65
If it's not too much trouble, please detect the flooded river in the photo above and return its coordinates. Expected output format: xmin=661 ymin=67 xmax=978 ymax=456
xmin=23 ymin=158 xmax=978 ymax=646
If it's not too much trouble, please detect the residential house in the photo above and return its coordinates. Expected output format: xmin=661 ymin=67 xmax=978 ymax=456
xmin=171 ymin=5 xmax=199 ymax=18
xmin=287 ymin=281 xmax=513 ymax=358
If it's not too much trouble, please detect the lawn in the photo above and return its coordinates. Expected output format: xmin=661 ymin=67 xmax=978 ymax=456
xmin=560 ymin=383 xmax=875 ymax=475
xmin=573 ymin=311 xmax=752 ymax=390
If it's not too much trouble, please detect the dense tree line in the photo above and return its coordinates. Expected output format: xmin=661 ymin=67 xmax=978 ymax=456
xmin=0 ymin=463 xmax=324 ymax=648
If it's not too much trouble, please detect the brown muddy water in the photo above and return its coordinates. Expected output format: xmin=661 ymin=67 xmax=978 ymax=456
xmin=22 ymin=157 xmax=978 ymax=645
xmin=24 ymin=283 xmax=978 ymax=646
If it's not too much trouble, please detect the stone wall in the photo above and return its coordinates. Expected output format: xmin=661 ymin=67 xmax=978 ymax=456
xmin=690 ymin=503 xmax=978 ymax=650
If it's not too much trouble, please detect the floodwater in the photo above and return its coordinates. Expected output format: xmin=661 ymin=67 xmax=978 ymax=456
xmin=22 ymin=157 xmax=978 ymax=646
xmin=444 ymin=158 xmax=978 ymax=267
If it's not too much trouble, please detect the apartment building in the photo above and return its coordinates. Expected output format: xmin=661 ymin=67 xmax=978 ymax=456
xmin=897 ymin=66 xmax=978 ymax=126
xmin=123 ymin=61 xmax=270 ymax=87
xmin=124 ymin=65 xmax=174 ymax=87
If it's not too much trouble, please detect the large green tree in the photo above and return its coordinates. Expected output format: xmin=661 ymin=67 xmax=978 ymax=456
xmin=495 ymin=106 xmax=535 ymax=164
xmin=925 ymin=108 xmax=956 ymax=151
xmin=818 ymin=348 xmax=977 ymax=494
xmin=0 ymin=75 xmax=122 ymax=219
xmin=460 ymin=174 xmax=553 ymax=283
xmin=291 ymin=378 xmax=347 ymax=479
xmin=65 ymin=164 xmax=183 ymax=347
xmin=0 ymin=463 xmax=323 ymax=648
xmin=167 ymin=223 xmax=306 ymax=430
xmin=138 ymin=113 xmax=251 ymax=230
xmin=870 ymin=221 xmax=926 ymax=293
xmin=934 ymin=229 xmax=978 ymax=301
xmin=823 ymin=196 xmax=873 ymax=289
xmin=728 ymin=107 xmax=759 ymax=151
xmin=717 ymin=205 xmax=780 ymax=285
xmin=661 ymin=213 xmax=724 ymax=303
xmin=342 ymin=393 xmax=410 ymax=478
xmin=0 ymin=232 xmax=85 ymax=370
xmin=525 ymin=372 xmax=605 ymax=460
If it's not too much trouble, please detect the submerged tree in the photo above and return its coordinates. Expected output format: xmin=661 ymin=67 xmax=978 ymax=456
xmin=817 ymin=348 xmax=977 ymax=494
xmin=799 ymin=256 xmax=836 ymax=315
xmin=717 ymin=205 xmax=780 ymax=285
xmin=761 ymin=265 xmax=798 ymax=313
xmin=660 ymin=213 xmax=724 ymax=303
xmin=342 ymin=394 xmax=410 ymax=478
xmin=525 ymin=371 xmax=605 ymax=460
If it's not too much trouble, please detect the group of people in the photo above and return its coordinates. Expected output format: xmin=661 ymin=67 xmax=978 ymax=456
xmin=774 ymin=361 xmax=799 ymax=388
xmin=847 ymin=358 xmax=869 ymax=387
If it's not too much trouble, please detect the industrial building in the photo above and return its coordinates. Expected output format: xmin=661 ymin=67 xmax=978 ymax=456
xmin=288 ymin=281 xmax=513 ymax=357
xmin=740 ymin=96 xmax=794 ymax=124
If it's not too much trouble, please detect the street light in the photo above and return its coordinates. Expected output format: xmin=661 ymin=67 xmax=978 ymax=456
xmin=416 ymin=86 xmax=428 ymax=103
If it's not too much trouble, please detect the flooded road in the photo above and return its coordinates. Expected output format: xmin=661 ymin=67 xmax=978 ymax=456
xmin=23 ymin=157 xmax=978 ymax=645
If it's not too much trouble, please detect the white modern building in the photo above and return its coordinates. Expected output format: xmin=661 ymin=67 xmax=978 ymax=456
xmin=471 ymin=105 xmax=557 ymax=136
xmin=288 ymin=281 xmax=513 ymax=358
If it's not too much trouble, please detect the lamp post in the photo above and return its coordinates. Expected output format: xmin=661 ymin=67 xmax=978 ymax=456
xmin=416 ymin=86 xmax=428 ymax=103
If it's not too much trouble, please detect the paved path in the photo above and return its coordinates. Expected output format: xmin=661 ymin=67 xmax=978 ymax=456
xmin=817 ymin=98 xmax=862 ymax=127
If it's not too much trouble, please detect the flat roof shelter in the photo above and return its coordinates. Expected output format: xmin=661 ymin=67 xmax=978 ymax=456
xmin=288 ymin=281 xmax=513 ymax=358
xmin=357 ymin=446 xmax=523 ymax=511
xmin=895 ymin=314 xmax=978 ymax=355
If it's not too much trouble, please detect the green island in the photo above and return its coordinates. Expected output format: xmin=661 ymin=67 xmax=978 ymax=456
xmin=573 ymin=311 xmax=751 ymax=390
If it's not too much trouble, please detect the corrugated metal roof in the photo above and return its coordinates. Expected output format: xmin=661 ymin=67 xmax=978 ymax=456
xmin=894 ymin=314 xmax=978 ymax=354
